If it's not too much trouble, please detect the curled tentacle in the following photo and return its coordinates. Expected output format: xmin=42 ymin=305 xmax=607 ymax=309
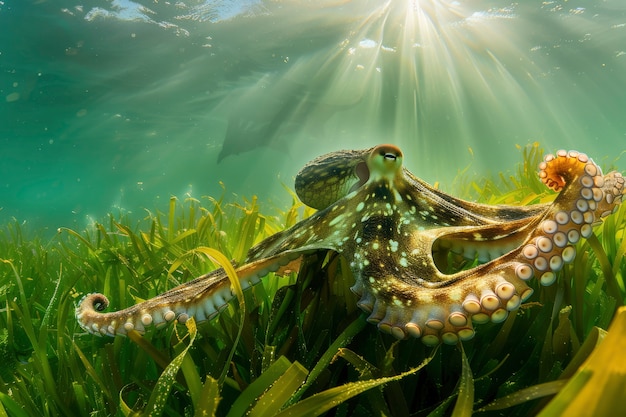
xmin=76 ymin=269 xmax=237 ymax=336
xmin=513 ymin=150 xmax=625 ymax=286
xmin=76 ymin=254 xmax=302 ymax=336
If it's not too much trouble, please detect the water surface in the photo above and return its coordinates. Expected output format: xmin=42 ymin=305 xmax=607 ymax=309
xmin=1 ymin=0 xmax=625 ymax=232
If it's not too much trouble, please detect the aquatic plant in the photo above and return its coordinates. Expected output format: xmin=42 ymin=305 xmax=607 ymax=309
xmin=0 ymin=144 xmax=624 ymax=416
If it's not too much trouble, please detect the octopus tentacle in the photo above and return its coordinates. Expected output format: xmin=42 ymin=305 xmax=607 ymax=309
xmin=76 ymin=254 xmax=302 ymax=336
xmin=348 ymin=149 xmax=623 ymax=345
xmin=76 ymin=144 xmax=624 ymax=347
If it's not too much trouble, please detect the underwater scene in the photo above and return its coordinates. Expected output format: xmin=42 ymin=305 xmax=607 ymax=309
xmin=1 ymin=0 xmax=626 ymax=416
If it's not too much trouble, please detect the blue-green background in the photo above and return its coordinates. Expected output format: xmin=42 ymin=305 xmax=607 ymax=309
xmin=1 ymin=0 xmax=625 ymax=233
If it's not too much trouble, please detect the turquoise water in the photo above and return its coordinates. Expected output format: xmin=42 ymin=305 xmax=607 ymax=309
xmin=1 ymin=0 xmax=625 ymax=233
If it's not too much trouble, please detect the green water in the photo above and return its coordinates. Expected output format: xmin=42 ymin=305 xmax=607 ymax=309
xmin=1 ymin=0 xmax=625 ymax=233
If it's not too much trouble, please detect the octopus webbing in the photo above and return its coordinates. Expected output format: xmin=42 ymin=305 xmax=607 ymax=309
xmin=76 ymin=145 xmax=625 ymax=346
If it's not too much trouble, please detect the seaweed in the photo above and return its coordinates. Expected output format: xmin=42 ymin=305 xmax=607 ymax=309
xmin=0 ymin=144 xmax=624 ymax=416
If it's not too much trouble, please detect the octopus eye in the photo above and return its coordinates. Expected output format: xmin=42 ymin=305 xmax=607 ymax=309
xmin=370 ymin=144 xmax=403 ymax=171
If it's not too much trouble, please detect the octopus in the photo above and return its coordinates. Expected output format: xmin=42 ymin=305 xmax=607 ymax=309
xmin=76 ymin=145 xmax=625 ymax=346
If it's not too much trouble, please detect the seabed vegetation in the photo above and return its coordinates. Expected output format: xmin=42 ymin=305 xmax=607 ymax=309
xmin=0 ymin=143 xmax=625 ymax=416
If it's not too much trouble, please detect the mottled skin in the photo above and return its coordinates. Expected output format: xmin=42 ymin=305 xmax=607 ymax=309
xmin=76 ymin=145 xmax=625 ymax=345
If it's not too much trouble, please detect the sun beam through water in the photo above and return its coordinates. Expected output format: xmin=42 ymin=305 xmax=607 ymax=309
xmin=2 ymin=0 xmax=625 ymax=230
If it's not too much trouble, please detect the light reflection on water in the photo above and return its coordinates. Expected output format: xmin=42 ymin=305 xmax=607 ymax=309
xmin=0 ymin=0 xmax=624 ymax=232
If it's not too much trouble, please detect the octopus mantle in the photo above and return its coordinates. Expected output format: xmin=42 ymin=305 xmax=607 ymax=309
xmin=76 ymin=145 xmax=625 ymax=346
